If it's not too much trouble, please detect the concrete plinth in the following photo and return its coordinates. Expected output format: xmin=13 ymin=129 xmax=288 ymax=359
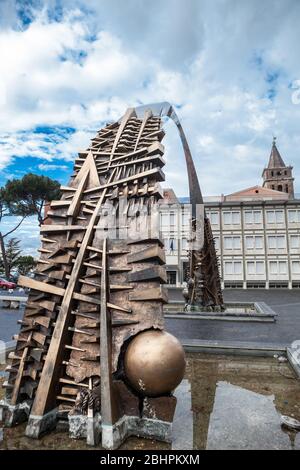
xmin=25 ymin=408 xmax=57 ymax=438
xmin=287 ymin=343 xmax=300 ymax=378
xmin=101 ymin=419 xmax=126 ymax=450
xmin=68 ymin=411 xmax=173 ymax=449
xmin=87 ymin=412 xmax=101 ymax=446
xmin=101 ymin=415 xmax=173 ymax=450
xmin=69 ymin=413 xmax=88 ymax=439
xmin=0 ymin=399 xmax=31 ymax=427
xmin=69 ymin=411 xmax=101 ymax=445
xmin=132 ymin=417 xmax=173 ymax=442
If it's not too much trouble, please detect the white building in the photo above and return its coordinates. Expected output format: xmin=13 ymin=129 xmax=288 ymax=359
xmin=159 ymin=140 xmax=300 ymax=289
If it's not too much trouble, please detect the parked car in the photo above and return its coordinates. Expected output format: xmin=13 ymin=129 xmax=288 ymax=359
xmin=10 ymin=272 xmax=19 ymax=283
xmin=0 ymin=277 xmax=17 ymax=290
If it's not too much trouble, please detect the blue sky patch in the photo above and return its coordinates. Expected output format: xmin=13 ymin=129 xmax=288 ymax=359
xmin=16 ymin=0 xmax=38 ymax=28
xmin=0 ymin=0 xmax=299 ymax=203
xmin=266 ymin=88 xmax=276 ymax=100
xmin=33 ymin=125 xmax=76 ymax=136
xmin=265 ymin=70 xmax=280 ymax=84
xmin=0 ymin=156 xmax=72 ymax=186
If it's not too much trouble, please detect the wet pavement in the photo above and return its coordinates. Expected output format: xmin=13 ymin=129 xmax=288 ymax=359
xmin=166 ymin=289 xmax=300 ymax=347
xmin=190 ymin=353 xmax=300 ymax=450
xmin=0 ymin=290 xmax=27 ymax=342
xmin=0 ymin=307 xmax=21 ymax=342
xmin=1 ymin=353 xmax=299 ymax=450
xmin=1 ymin=290 xmax=300 ymax=346
xmin=1 ymin=289 xmax=300 ymax=450
xmin=206 ymin=381 xmax=298 ymax=450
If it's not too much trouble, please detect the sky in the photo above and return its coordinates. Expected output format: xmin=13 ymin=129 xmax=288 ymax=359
xmin=0 ymin=0 xmax=300 ymax=202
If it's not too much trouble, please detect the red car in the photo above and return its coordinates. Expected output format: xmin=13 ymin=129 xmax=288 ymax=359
xmin=0 ymin=277 xmax=16 ymax=290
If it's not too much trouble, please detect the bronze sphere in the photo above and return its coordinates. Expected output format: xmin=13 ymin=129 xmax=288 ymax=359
xmin=124 ymin=329 xmax=186 ymax=397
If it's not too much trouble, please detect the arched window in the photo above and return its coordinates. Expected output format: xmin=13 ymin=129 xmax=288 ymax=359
xmin=278 ymin=185 xmax=283 ymax=192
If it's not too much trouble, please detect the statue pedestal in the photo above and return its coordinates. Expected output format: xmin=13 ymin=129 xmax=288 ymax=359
xmin=0 ymin=398 xmax=31 ymax=427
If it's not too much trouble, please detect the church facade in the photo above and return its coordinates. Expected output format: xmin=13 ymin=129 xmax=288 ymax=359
xmin=160 ymin=140 xmax=300 ymax=289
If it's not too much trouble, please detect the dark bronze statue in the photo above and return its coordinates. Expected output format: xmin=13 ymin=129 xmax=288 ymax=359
xmin=0 ymin=102 xmax=223 ymax=449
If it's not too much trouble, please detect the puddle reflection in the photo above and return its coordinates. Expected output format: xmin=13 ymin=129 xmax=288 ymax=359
xmin=1 ymin=354 xmax=299 ymax=450
xmin=176 ymin=354 xmax=300 ymax=450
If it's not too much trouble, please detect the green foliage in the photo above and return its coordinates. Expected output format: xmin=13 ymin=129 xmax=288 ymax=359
xmin=0 ymin=187 xmax=6 ymax=219
xmin=15 ymin=255 xmax=37 ymax=276
xmin=0 ymin=173 xmax=60 ymax=278
xmin=0 ymin=238 xmax=37 ymax=278
xmin=0 ymin=238 xmax=22 ymax=278
xmin=3 ymin=173 xmax=61 ymax=224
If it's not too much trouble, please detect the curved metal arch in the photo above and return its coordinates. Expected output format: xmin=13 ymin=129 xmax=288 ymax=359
xmin=123 ymin=103 xmax=223 ymax=309
xmin=124 ymin=102 xmax=204 ymax=217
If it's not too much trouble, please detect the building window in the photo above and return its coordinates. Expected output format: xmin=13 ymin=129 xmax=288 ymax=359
xmin=181 ymin=212 xmax=190 ymax=227
xmin=170 ymin=212 xmax=176 ymax=227
xmin=290 ymin=235 xmax=300 ymax=249
xmin=247 ymin=261 xmax=265 ymax=275
xmin=245 ymin=236 xmax=263 ymax=250
xmin=292 ymin=261 xmax=300 ymax=274
xmin=223 ymin=211 xmax=241 ymax=225
xmin=161 ymin=212 xmax=178 ymax=230
xmin=181 ymin=237 xmax=188 ymax=251
xmin=214 ymin=236 xmax=220 ymax=250
xmin=160 ymin=213 xmax=169 ymax=227
xmin=244 ymin=210 xmax=262 ymax=224
xmin=224 ymin=261 xmax=242 ymax=275
xmin=269 ymin=261 xmax=288 ymax=275
xmin=280 ymin=262 xmax=287 ymax=274
xmin=169 ymin=238 xmax=176 ymax=252
xmin=266 ymin=210 xmax=284 ymax=224
xmin=278 ymin=185 xmax=283 ymax=192
xmin=208 ymin=211 xmax=219 ymax=225
xmin=164 ymin=238 xmax=177 ymax=253
xmin=224 ymin=236 xmax=241 ymax=250
xmin=267 ymin=235 xmax=286 ymax=250
xmin=288 ymin=210 xmax=300 ymax=223
xmin=167 ymin=271 xmax=177 ymax=285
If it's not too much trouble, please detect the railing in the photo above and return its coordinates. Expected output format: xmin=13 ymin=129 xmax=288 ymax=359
xmin=0 ymin=295 xmax=27 ymax=308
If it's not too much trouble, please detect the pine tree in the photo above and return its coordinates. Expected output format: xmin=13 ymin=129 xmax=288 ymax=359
xmin=0 ymin=173 xmax=60 ymax=278
xmin=16 ymin=255 xmax=36 ymax=276
xmin=0 ymin=238 xmax=22 ymax=279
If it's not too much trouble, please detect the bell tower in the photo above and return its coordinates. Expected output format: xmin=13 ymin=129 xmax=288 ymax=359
xmin=262 ymin=137 xmax=294 ymax=198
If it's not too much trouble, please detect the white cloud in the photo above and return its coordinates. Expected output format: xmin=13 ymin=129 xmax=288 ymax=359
xmin=37 ymin=163 xmax=68 ymax=171
xmin=0 ymin=215 xmax=39 ymax=255
xmin=0 ymin=0 xmax=299 ymax=197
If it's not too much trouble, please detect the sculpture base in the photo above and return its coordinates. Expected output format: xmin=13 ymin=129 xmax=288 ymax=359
xmin=25 ymin=408 xmax=57 ymax=438
xmin=69 ymin=412 xmax=102 ymax=446
xmin=185 ymin=303 xmax=224 ymax=312
xmin=69 ymin=413 xmax=173 ymax=450
xmin=0 ymin=385 xmax=177 ymax=449
xmin=0 ymin=399 xmax=31 ymax=427
xmin=102 ymin=415 xmax=173 ymax=449
xmin=68 ymin=390 xmax=176 ymax=449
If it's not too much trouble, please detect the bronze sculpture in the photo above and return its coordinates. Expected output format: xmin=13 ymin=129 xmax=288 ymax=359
xmin=0 ymin=102 xmax=223 ymax=449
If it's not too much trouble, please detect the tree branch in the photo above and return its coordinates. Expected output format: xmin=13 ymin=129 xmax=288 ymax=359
xmin=3 ymin=216 xmax=27 ymax=238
